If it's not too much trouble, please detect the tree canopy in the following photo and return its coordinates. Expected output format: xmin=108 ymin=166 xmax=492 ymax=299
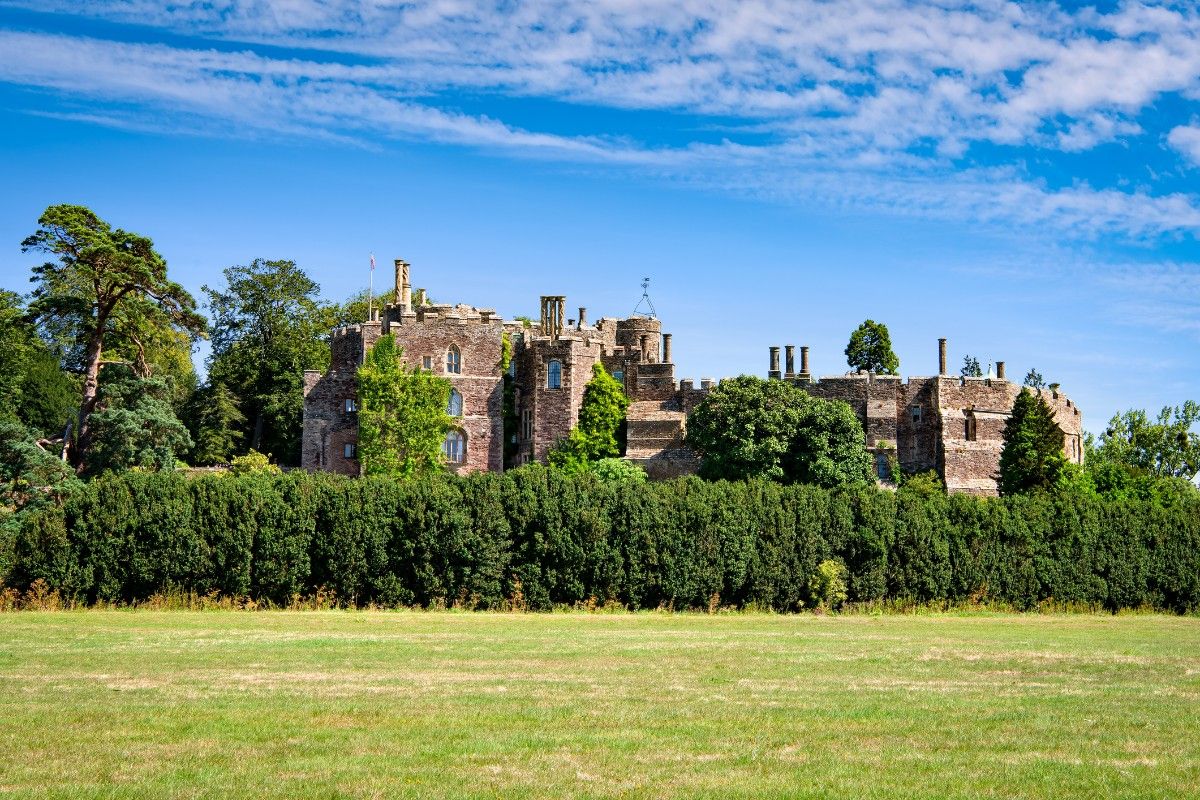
xmin=204 ymin=258 xmax=337 ymax=464
xmin=1087 ymin=402 xmax=1200 ymax=480
xmin=685 ymin=376 xmax=873 ymax=487
xmin=998 ymin=389 xmax=1066 ymax=495
xmin=21 ymin=204 xmax=203 ymax=469
xmin=845 ymin=319 xmax=899 ymax=375
xmin=356 ymin=334 xmax=453 ymax=478
xmin=82 ymin=364 xmax=193 ymax=476
xmin=961 ymin=355 xmax=982 ymax=378
xmin=549 ymin=362 xmax=630 ymax=471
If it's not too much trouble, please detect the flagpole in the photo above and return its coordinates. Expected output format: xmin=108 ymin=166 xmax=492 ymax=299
xmin=368 ymin=253 xmax=375 ymax=322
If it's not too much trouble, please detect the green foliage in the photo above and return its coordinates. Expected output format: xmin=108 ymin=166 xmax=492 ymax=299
xmin=499 ymin=331 xmax=513 ymax=372
xmin=810 ymin=559 xmax=848 ymax=610
xmin=21 ymin=204 xmax=204 ymax=469
xmin=0 ymin=421 xmax=79 ymax=516
xmin=998 ymin=389 xmax=1066 ymax=495
xmin=84 ymin=365 xmax=193 ymax=476
xmin=549 ymin=363 xmax=630 ymax=471
xmin=589 ymin=458 xmax=647 ymax=485
xmin=0 ymin=291 xmax=77 ymax=437
xmin=685 ymin=376 xmax=872 ymax=487
xmin=1088 ymin=401 xmax=1200 ymax=480
xmin=1023 ymin=368 xmax=1046 ymax=389
xmin=228 ymin=449 xmax=281 ymax=475
xmin=11 ymin=470 xmax=1199 ymax=613
xmin=960 ymin=355 xmax=982 ymax=378
xmin=845 ymin=319 xmax=899 ymax=375
xmin=184 ymin=383 xmax=247 ymax=466
xmin=204 ymin=258 xmax=337 ymax=465
xmin=356 ymin=334 xmax=453 ymax=478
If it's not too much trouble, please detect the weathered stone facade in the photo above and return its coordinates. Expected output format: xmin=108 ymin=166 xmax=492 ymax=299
xmin=303 ymin=257 xmax=1083 ymax=495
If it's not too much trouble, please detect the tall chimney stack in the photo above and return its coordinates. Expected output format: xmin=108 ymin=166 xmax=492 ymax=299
xmin=785 ymin=345 xmax=796 ymax=378
xmin=800 ymin=346 xmax=810 ymax=376
xmin=662 ymin=333 xmax=673 ymax=364
xmin=938 ymin=338 xmax=948 ymax=376
xmin=640 ymin=334 xmax=650 ymax=363
xmin=577 ymin=307 xmax=587 ymax=330
xmin=996 ymin=361 xmax=1006 ymax=381
xmin=395 ymin=259 xmax=410 ymax=311
xmin=769 ymin=346 xmax=781 ymax=379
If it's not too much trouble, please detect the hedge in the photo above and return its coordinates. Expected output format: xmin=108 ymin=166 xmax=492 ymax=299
xmin=6 ymin=467 xmax=1200 ymax=611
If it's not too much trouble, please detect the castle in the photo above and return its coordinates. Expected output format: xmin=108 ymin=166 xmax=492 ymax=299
xmin=302 ymin=259 xmax=1083 ymax=495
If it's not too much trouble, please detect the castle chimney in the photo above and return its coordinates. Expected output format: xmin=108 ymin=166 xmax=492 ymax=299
xmin=662 ymin=333 xmax=673 ymax=364
xmin=640 ymin=334 xmax=650 ymax=363
xmin=801 ymin=346 xmax=810 ymax=376
xmin=996 ymin=361 xmax=1006 ymax=381
xmin=540 ymin=296 xmax=565 ymax=340
xmin=394 ymin=259 xmax=410 ymax=311
xmin=578 ymin=307 xmax=587 ymax=329
xmin=785 ymin=345 xmax=795 ymax=378
xmin=769 ymin=346 xmax=781 ymax=380
xmin=938 ymin=338 xmax=948 ymax=376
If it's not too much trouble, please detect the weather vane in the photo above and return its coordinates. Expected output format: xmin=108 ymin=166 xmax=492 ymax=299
xmin=633 ymin=276 xmax=657 ymax=318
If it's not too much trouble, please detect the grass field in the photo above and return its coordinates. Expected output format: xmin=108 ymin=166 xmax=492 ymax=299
xmin=1 ymin=612 xmax=1197 ymax=799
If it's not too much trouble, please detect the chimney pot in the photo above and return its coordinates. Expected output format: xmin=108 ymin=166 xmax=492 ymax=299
xmin=938 ymin=338 xmax=948 ymax=376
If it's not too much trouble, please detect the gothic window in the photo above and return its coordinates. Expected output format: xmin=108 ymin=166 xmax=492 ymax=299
xmin=343 ymin=442 xmax=357 ymax=459
xmin=448 ymin=388 xmax=463 ymax=417
xmin=443 ymin=430 xmax=465 ymax=463
xmin=547 ymin=359 xmax=562 ymax=389
xmin=446 ymin=345 xmax=462 ymax=374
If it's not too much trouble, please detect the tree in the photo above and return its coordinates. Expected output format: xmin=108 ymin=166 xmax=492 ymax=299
xmin=998 ymin=388 xmax=1066 ymax=495
xmin=845 ymin=319 xmax=899 ymax=375
xmin=334 ymin=287 xmax=431 ymax=325
xmin=1023 ymin=368 xmax=1045 ymax=390
xmin=204 ymin=259 xmax=338 ymax=464
xmin=685 ymin=376 xmax=872 ymax=487
xmin=82 ymin=365 xmax=193 ymax=476
xmin=0 ymin=420 xmax=80 ymax=527
xmin=356 ymin=334 xmax=453 ymax=478
xmin=1088 ymin=402 xmax=1200 ymax=480
xmin=961 ymin=355 xmax=982 ymax=378
xmin=21 ymin=205 xmax=204 ymax=469
xmin=184 ymin=383 xmax=247 ymax=465
xmin=549 ymin=363 xmax=630 ymax=471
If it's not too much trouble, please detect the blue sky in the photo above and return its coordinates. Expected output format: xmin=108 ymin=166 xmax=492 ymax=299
xmin=1 ymin=1 xmax=1198 ymax=432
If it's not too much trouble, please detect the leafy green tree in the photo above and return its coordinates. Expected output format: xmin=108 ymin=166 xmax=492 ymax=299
xmin=549 ymin=363 xmax=630 ymax=471
xmin=0 ymin=420 xmax=80 ymax=529
xmin=356 ymin=334 xmax=453 ymax=478
xmin=961 ymin=355 xmax=982 ymax=378
xmin=685 ymin=376 xmax=872 ymax=487
xmin=21 ymin=205 xmax=204 ymax=468
xmin=845 ymin=319 xmax=899 ymax=375
xmin=84 ymin=365 xmax=193 ymax=476
xmin=1023 ymin=368 xmax=1045 ymax=390
xmin=1087 ymin=402 xmax=1200 ymax=480
xmin=335 ymin=287 xmax=431 ymax=325
xmin=184 ymin=383 xmax=247 ymax=465
xmin=998 ymin=388 xmax=1066 ymax=495
xmin=0 ymin=290 xmax=35 ymax=423
xmin=0 ymin=291 xmax=79 ymax=437
xmin=204 ymin=258 xmax=338 ymax=464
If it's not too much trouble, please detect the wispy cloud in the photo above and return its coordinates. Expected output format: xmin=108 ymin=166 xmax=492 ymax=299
xmin=1 ymin=2 xmax=1200 ymax=239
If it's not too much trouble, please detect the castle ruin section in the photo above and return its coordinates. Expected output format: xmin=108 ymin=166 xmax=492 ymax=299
xmin=766 ymin=339 xmax=1084 ymax=496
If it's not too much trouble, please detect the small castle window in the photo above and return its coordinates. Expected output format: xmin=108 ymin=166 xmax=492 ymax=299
xmin=448 ymin=388 xmax=463 ymax=417
xmin=443 ymin=430 xmax=465 ymax=463
xmin=547 ymin=360 xmax=562 ymax=389
xmin=612 ymin=370 xmax=624 ymax=384
xmin=875 ymin=453 xmax=889 ymax=479
xmin=521 ymin=408 xmax=532 ymax=440
xmin=446 ymin=345 xmax=461 ymax=374
xmin=422 ymin=355 xmax=433 ymax=370
xmin=344 ymin=442 xmax=357 ymax=459
xmin=344 ymin=398 xmax=356 ymax=414
xmin=910 ymin=405 xmax=922 ymax=424
xmin=965 ymin=415 xmax=977 ymax=442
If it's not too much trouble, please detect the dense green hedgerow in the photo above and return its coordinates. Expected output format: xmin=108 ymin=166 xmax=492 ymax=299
xmin=5 ymin=467 xmax=1199 ymax=612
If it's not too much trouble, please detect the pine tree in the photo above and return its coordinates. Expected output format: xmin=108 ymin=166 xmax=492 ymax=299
xmin=998 ymin=388 xmax=1066 ymax=495
xmin=548 ymin=362 xmax=630 ymax=471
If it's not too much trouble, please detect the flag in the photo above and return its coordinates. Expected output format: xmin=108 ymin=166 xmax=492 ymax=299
xmin=369 ymin=253 xmax=376 ymax=271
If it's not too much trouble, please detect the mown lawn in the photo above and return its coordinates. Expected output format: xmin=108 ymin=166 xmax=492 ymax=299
xmin=0 ymin=611 xmax=1197 ymax=799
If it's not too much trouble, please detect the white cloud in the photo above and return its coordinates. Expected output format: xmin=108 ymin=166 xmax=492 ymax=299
xmin=1168 ymin=124 xmax=1200 ymax=167
xmin=2 ymin=2 xmax=1200 ymax=238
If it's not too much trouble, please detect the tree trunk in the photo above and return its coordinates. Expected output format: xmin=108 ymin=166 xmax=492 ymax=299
xmin=252 ymin=410 xmax=264 ymax=453
xmin=73 ymin=328 xmax=105 ymax=470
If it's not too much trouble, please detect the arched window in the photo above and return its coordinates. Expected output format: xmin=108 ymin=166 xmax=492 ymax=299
xmin=448 ymin=388 xmax=463 ymax=417
xmin=446 ymin=344 xmax=461 ymax=374
xmin=443 ymin=430 xmax=465 ymax=463
xmin=547 ymin=359 xmax=562 ymax=389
